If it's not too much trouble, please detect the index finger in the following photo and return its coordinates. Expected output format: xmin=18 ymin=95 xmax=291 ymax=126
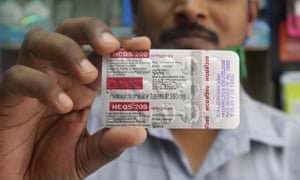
xmin=19 ymin=29 xmax=98 ymax=84
xmin=56 ymin=17 xmax=121 ymax=54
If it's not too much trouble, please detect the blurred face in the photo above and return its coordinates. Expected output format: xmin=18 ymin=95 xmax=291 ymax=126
xmin=132 ymin=0 xmax=258 ymax=50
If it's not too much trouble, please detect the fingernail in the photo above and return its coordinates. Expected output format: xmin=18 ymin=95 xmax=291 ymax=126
xmin=130 ymin=36 xmax=142 ymax=40
xmin=100 ymin=32 xmax=119 ymax=44
xmin=130 ymin=36 xmax=148 ymax=41
xmin=80 ymin=59 xmax=96 ymax=73
xmin=58 ymin=93 xmax=73 ymax=109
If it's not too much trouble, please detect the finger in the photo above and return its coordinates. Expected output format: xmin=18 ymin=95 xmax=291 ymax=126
xmin=86 ymin=52 xmax=102 ymax=91
xmin=56 ymin=18 xmax=121 ymax=54
xmin=19 ymin=29 xmax=98 ymax=84
xmin=0 ymin=65 xmax=73 ymax=113
xmin=119 ymin=36 xmax=152 ymax=50
xmin=78 ymin=127 xmax=147 ymax=177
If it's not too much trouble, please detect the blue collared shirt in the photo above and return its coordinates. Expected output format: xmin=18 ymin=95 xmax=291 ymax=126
xmin=86 ymin=88 xmax=300 ymax=180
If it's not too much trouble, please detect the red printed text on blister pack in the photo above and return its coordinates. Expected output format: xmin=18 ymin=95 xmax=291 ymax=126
xmin=109 ymin=102 xmax=149 ymax=111
xmin=106 ymin=77 xmax=143 ymax=90
xmin=110 ymin=49 xmax=150 ymax=58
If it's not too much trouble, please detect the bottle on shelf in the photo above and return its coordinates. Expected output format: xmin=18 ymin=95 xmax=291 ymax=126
xmin=109 ymin=0 xmax=121 ymax=26
xmin=0 ymin=0 xmax=25 ymax=44
xmin=21 ymin=0 xmax=53 ymax=31
xmin=52 ymin=0 xmax=74 ymax=27
xmin=0 ymin=0 xmax=23 ymax=27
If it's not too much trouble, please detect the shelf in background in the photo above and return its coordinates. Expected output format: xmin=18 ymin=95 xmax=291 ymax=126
xmin=1 ymin=43 xmax=22 ymax=51
xmin=245 ymin=44 xmax=269 ymax=52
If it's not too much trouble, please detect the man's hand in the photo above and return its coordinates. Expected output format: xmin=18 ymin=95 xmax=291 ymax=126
xmin=0 ymin=18 xmax=150 ymax=179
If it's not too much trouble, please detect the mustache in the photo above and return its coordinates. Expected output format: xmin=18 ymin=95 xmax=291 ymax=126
xmin=160 ymin=23 xmax=219 ymax=45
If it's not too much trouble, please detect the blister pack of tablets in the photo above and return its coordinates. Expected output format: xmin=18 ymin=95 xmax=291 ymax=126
xmin=101 ymin=49 xmax=240 ymax=128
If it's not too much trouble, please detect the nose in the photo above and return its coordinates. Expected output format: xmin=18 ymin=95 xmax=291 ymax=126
xmin=174 ymin=0 xmax=208 ymax=24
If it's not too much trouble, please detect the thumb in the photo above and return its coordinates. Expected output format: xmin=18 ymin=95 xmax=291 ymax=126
xmin=77 ymin=127 xmax=147 ymax=178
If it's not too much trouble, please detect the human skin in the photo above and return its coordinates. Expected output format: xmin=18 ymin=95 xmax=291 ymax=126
xmin=0 ymin=18 xmax=150 ymax=179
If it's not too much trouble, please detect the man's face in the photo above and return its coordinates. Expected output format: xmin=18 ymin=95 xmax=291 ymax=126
xmin=132 ymin=0 xmax=258 ymax=50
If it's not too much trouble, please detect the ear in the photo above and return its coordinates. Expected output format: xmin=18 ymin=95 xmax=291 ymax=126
xmin=131 ymin=0 xmax=139 ymax=34
xmin=247 ymin=0 xmax=259 ymax=38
